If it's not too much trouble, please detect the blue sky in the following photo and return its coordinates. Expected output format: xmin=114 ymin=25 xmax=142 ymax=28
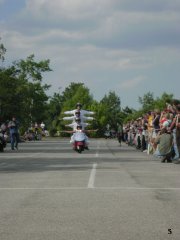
xmin=0 ymin=0 xmax=180 ymax=109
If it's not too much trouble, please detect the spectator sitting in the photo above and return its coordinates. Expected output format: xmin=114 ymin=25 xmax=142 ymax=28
xmin=40 ymin=122 xmax=45 ymax=131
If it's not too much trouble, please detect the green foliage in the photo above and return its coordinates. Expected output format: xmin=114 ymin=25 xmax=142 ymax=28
xmin=95 ymin=91 xmax=122 ymax=134
xmin=153 ymin=92 xmax=173 ymax=111
xmin=46 ymin=93 xmax=64 ymax=136
xmin=123 ymin=110 xmax=144 ymax=123
xmin=121 ymin=106 xmax=136 ymax=123
xmin=138 ymin=91 xmax=155 ymax=112
xmin=0 ymin=52 xmax=52 ymax=132
xmin=61 ymin=82 xmax=94 ymax=110
xmin=0 ymin=40 xmax=6 ymax=63
xmin=0 ymin=67 xmax=26 ymax=120
xmin=14 ymin=54 xmax=52 ymax=82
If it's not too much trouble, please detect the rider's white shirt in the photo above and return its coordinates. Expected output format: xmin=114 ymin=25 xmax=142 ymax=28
xmin=66 ymin=122 xmax=89 ymax=130
xmin=63 ymin=116 xmax=94 ymax=122
xmin=73 ymin=130 xmax=86 ymax=141
xmin=64 ymin=109 xmax=94 ymax=116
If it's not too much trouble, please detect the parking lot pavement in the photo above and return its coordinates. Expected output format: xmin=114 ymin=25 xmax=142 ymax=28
xmin=0 ymin=139 xmax=180 ymax=240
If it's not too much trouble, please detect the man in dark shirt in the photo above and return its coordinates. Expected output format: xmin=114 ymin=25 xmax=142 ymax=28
xmin=8 ymin=116 xmax=19 ymax=150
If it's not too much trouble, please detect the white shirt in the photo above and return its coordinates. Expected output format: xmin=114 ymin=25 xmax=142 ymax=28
xmin=66 ymin=122 xmax=89 ymax=130
xmin=63 ymin=116 xmax=94 ymax=122
xmin=64 ymin=109 xmax=95 ymax=116
xmin=73 ymin=130 xmax=86 ymax=141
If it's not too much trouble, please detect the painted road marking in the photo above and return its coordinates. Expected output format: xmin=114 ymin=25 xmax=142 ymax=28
xmin=88 ymin=163 xmax=97 ymax=188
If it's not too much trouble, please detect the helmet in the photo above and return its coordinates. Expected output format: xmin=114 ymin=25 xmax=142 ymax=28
xmin=76 ymin=102 xmax=82 ymax=108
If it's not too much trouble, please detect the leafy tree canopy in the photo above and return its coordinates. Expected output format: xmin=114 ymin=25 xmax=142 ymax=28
xmin=0 ymin=37 xmax=6 ymax=64
xmin=61 ymin=82 xmax=94 ymax=111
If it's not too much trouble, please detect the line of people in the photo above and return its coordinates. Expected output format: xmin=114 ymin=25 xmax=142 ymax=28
xmin=23 ymin=122 xmax=48 ymax=141
xmin=123 ymin=100 xmax=180 ymax=164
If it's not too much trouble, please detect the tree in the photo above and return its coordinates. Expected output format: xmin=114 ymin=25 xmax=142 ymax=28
xmin=0 ymin=38 xmax=6 ymax=65
xmin=61 ymin=82 xmax=94 ymax=110
xmin=154 ymin=92 xmax=173 ymax=111
xmin=46 ymin=93 xmax=64 ymax=136
xmin=138 ymin=92 xmax=155 ymax=111
xmin=12 ymin=54 xmax=52 ymax=126
xmin=0 ymin=67 xmax=25 ymax=121
xmin=121 ymin=106 xmax=136 ymax=123
xmin=14 ymin=54 xmax=52 ymax=82
xmin=99 ymin=91 xmax=121 ymax=131
xmin=0 ymin=51 xmax=52 ymax=133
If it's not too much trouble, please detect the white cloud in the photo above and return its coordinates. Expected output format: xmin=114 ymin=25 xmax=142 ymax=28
xmin=120 ymin=76 xmax=146 ymax=89
xmin=24 ymin=0 xmax=180 ymax=23
xmin=25 ymin=0 xmax=112 ymax=20
xmin=5 ymin=0 xmax=178 ymax=53
xmin=1 ymin=0 xmax=180 ymax=109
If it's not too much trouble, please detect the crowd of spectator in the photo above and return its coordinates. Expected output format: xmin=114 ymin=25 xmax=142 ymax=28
xmin=23 ymin=122 xmax=48 ymax=141
xmin=122 ymin=99 xmax=180 ymax=164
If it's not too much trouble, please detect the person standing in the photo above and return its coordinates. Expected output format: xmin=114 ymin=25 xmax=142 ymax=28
xmin=8 ymin=116 xmax=19 ymax=150
xmin=173 ymin=107 xmax=180 ymax=164
xmin=64 ymin=103 xmax=95 ymax=117
xmin=65 ymin=117 xmax=89 ymax=131
xmin=63 ymin=111 xmax=94 ymax=123
xmin=40 ymin=122 xmax=45 ymax=131
xmin=168 ymin=105 xmax=180 ymax=163
xmin=117 ymin=123 xmax=123 ymax=146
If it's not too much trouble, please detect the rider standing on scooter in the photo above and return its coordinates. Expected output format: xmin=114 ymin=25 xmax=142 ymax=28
xmin=63 ymin=110 xmax=94 ymax=122
xmin=64 ymin=103 xmax=95 ymax=117
xmin=65 ymin=117 xmax=90 ymax=131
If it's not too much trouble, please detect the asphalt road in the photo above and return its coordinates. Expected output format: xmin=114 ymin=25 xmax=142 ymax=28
xmin=0 ymin=138 xmax=180 ymax=240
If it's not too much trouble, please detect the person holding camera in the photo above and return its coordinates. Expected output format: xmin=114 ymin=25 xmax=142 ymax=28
xmin=154 ymin=122 xmax=173 ymax=163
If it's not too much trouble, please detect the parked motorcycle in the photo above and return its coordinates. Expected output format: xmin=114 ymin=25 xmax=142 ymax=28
xmin=0 ymin=129 xmax=6 ymax=152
